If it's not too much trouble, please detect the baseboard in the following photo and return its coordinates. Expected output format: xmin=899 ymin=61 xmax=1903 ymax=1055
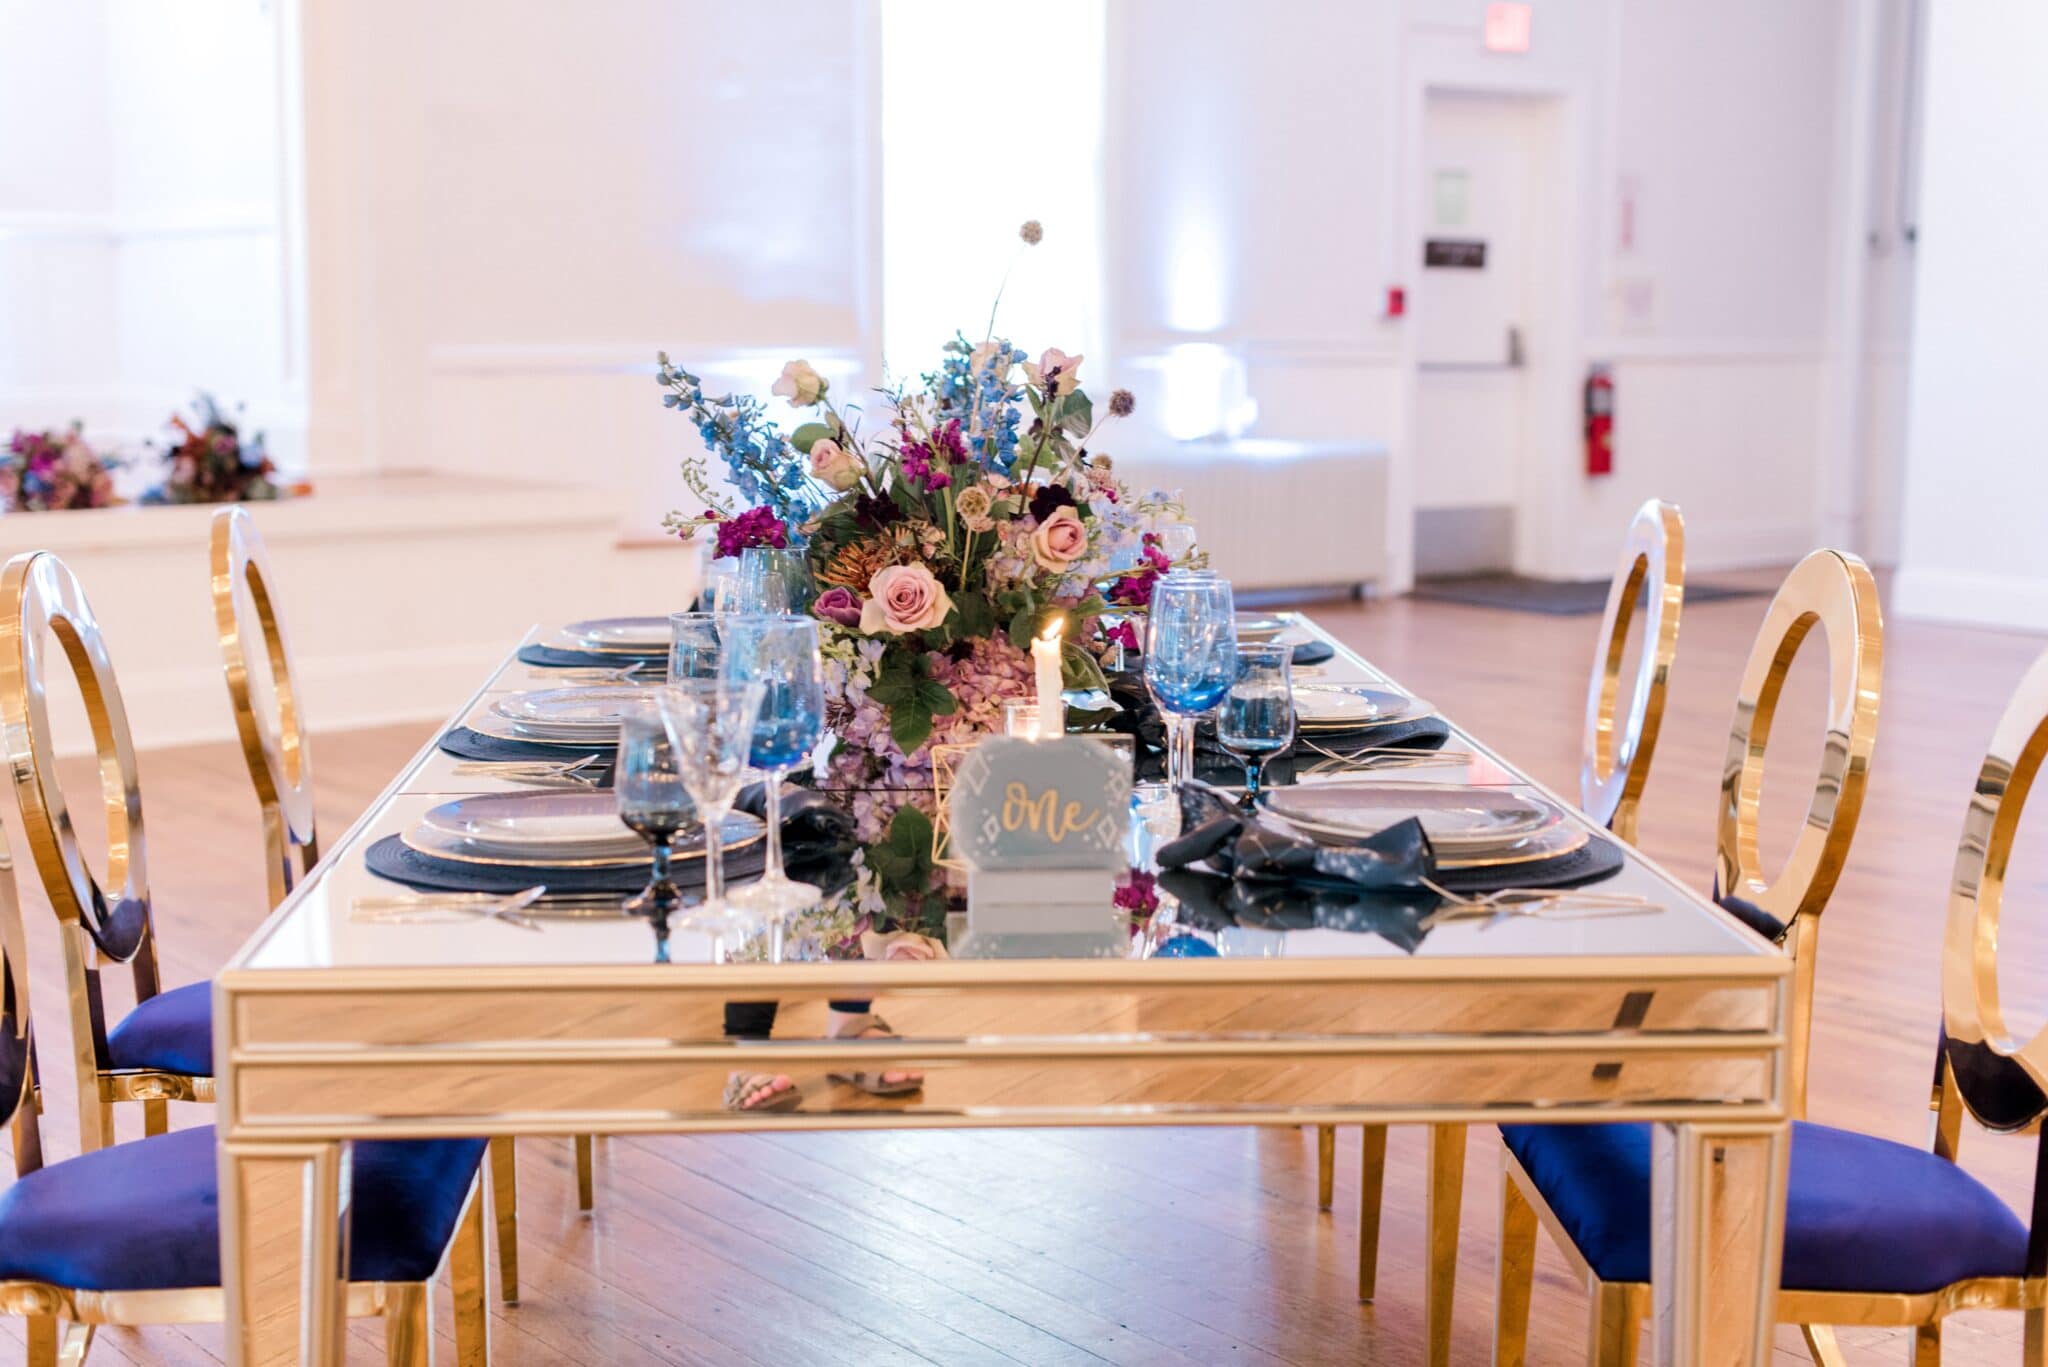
xmin=1891 ymin=567 xmax=2048 ymax=635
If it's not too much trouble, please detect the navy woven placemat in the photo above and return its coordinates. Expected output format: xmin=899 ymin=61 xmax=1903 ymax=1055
xmin=1431 ymin=834 xmax=1626 ymax=894
xmin=438 ymin=727 xmax=617 ymax=767
xmin=517 ymin=643 xmax=667 ymax=671
xmin=364 ymin=833 xmax=776 ymax=894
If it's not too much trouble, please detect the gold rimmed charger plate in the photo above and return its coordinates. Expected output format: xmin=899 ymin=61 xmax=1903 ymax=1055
xmin=401 ymin=811 xmax=765 ymax=869
xmin=1294 ymin=684 xmax=1436 ymax=732
xmin=1263 ymin=809 xmax=1589 ymax=871
xmin=463 ymin=712 xmax=621 ymax=748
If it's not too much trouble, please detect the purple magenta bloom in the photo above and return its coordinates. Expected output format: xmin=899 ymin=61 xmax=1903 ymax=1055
xmin=814 ymin=586 xmax=864 ymax=628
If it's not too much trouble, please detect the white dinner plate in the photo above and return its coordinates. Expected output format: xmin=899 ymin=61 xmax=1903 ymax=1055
xmin=463 ymin=713 xmax=620 ymax=748
xmin=1259 ymin=782 xmax=1556 ymax=850
xmin=493 ymin=685 xmax=662 ymax=729
xmin=1293 ymin=685 xmax=1434 ymax=730
xmin=1235 ymin=612 xmax=1289 ymax=641
xmin=410 ymin=792 xmax=764 ymax=866
xmin=565 ymin=616 xmax=672 ymax=652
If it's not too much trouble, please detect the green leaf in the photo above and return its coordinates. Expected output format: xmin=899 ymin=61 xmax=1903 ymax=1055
xmin=918 ymin=680 xmax=959 ymax=716
xmin=1057 ymin=392 xmax=1093 ymax=437
xmin=867 ymin=804 xmax=936 ymax=893
xmin=1007 ymin=606 xmax=1039 ymax=652
xmin=951 ymin=591 xmax=996 ymax=641
xmin=1062 ymin=644 xmax=1109 ymax=695
xmin=889 ymin=700 xmax=935 ymax=754
xmin=789 ymin=422 xmax=833 ymax=456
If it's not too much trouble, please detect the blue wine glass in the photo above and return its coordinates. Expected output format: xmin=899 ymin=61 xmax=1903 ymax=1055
xmin=1144 ymin=576 xmax=1237 ymax=790
xmin=1217 ymin=642 xmax=1295 ymax=801
xmin=718 ymin=614 xmax=826 ymax=914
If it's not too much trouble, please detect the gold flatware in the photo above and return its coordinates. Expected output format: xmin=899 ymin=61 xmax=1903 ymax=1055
xmin=449 ymin=755 xmax=606 ymax=786
xmin=351 ymin=886 xmax=549 ymax=930
xmin=1419 ymin=877 xmax=1659 ymax=926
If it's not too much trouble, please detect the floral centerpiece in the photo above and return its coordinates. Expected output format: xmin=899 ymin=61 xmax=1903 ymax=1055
xmin=0 ymin=423 xmax=119 ymax=512
xmin=658 ymin=226 xmax=1192 ymax=947
xmin=145 ymin=394 xmax=282 ymax=505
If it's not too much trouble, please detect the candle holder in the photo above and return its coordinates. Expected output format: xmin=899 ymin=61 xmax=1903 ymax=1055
xmin=1004 ymin=699 xmax=1066 ymax=739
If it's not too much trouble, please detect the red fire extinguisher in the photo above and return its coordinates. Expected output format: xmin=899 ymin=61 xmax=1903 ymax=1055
xmin=1584 ymin=364 xmax=1614 ymax=476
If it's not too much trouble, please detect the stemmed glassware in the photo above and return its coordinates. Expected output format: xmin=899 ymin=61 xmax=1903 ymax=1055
xmin=702 ymin=558 xmax=741 ymax=617
xmin=659 ymin=678 xmax=765 ymax=957
xmin=667 ymin=611 xmax=722 ymax=681
xmin=737 ymin=546 xmax=815 ymax=615
xmin=615 ymin=700 xmax=694 ymax=943
xmin=1217 ymin=642 xmax=1296 ymax=802
xmin=1145 ymin=575 xmax=1238 ymax=790
xmin=718 ymin=614 xmax=826 ymax=914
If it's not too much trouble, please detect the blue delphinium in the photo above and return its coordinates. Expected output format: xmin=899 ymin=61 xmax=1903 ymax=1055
xmin=931 ymin=336 xmax=1027 ymax=473
xmin=656 ymin=353 xmax=813 ymax=519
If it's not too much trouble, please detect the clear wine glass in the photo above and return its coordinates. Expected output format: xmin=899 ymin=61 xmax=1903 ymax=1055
xmin=660 ymin=679 xmax=765 ymax=956
xmin=668 ymin=611 xmax=723 ymax=681
xmin=737 ymin=546 xmax=814 ymax=615
xmin=1217 ymin=642 xmax=1295 ymax=802
xmin=616 ymin=700 xmax=695 ymax=940
xmin=718 ymin=614 xmax=826 ymax=914
xmin=702 ymin=558 xmax=741 ymax=617
xmin=1144 ymin=575 xmax=1237 ymax=791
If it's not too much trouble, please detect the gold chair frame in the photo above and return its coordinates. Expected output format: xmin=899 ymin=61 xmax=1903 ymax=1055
xmin=0 ymin=815 xmax=493 ymax=1367
xmin=0 ymin=551 xmax=209 ymax=1150
xmin=210 ymin=508 xmax=320 ymax=908
xmin=1310 ymin=500 xmax=1687 ymax=1367
xmin=1493 ymin=548 xmax=1884 ymax=1366
xmin=209 ymin=510 xmax=564 ymax=1301
xmin=1581 ymin=499 xmax=1685 ymax=845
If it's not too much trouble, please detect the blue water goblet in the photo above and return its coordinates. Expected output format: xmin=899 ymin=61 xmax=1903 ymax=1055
xmin=1144 ymin=576 xmax=1238 ymax=791
xmin=1217 ymin=642 xmax=1296 ymax=802
xmin=717 ymin=614 xmax=826 ymax=915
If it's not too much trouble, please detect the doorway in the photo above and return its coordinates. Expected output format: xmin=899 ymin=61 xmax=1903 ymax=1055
xmin=1411 ymin=88 xmax=1567 ymax=578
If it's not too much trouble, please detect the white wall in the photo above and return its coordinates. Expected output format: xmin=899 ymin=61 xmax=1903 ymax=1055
xmin=303 ymin=0 xmax=877 ymax=542
xmin=0 ymin=0 xmax=302 ymax=468
xmin=1106 ymin=0 xmax=1859 ymax=587
xmin=1892 ymin=1 xmax=2048 ymax=631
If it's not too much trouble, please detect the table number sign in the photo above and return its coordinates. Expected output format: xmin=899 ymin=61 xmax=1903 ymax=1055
xmin=947 ymin=736 xmax=1131 ymax=950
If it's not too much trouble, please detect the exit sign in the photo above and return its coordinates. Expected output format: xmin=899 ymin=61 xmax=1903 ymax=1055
xmin=1484 ymin=3 xmax=1532 ymax=53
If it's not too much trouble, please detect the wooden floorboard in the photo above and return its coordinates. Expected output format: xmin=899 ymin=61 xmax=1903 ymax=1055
xmin=6 ymin=571 xmax=2046 ymax=1362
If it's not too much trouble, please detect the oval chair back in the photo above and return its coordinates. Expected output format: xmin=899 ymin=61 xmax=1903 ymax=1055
xmin=1715 ymin=548 xmax=1883 ymax=1119
xmin=0 ymin=550 xmax=188 ymax=1148
xmin=1580 ymin=499 xmax=1685 ymax=844
xmin=210 ymin=508 xmax=319 ymax=907
xmin=1941 ymin=645 xmax=2048 ymax=1143
xmin=0 ymin=819 xmax=42 ymax=1180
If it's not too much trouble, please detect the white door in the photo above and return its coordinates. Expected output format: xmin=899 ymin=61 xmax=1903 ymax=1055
xmin=1413 ymin=91 xmax=1547 ymax=575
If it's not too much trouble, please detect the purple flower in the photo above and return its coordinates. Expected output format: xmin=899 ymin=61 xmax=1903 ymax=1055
xmin=708 ymin=506 xmax=790 ymax=559
xmin=814 ymin=586 xmax=864 ymax=628
xmin=1108 ymin=568 xmax=1158 ymax=608
xmin=1028 ymin=483 xmax=1077 ymax=522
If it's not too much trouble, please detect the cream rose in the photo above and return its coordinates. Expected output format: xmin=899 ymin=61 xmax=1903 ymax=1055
xmin=1030 ymin=506 xmax=1089 ymax=570
xmin=808 ymin=437 xmax=862 ymax=491
xmin=771 ymin=358 xmax=827 ymax=407
xmin=859 ymin=562 xmax=954 ymax=635
xmin=1022 ymin=348 xmax=1083 ymax=396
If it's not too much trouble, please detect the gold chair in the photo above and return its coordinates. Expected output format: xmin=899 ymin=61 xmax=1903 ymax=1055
xmin=0 ymin=550 xmax=209 ymax=1151
xmin=0 ymin=802 xmax=493 ymax=1367
xmin=1491 ymin=548 xmax=1884 ymax=1366
xmin=1315 ymin=499 xmax=1687 ymax=1367
xmin=209 ymin=507 xmax=587 ymax=1305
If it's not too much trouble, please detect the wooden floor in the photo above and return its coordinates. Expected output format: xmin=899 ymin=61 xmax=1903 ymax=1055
xmin=10 ymin=569 xmax=2048 ymax=1364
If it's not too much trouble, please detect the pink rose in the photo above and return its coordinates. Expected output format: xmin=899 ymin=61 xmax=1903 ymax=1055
xmin=809 ymin=437 xmax=862 ymax=491
xmin=1022 ymin=348 xmax=1083 ymax=396
xmin=1029 ymin=506 xmax=1089 ymax=571
xmin=859 ymin=562 xmax=954 ymax=635
xmin=814 ymin=586 xmax=864 ymax=627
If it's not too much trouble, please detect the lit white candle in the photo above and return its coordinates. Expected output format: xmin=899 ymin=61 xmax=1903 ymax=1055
xmin=1032 ymin=620 xmax=1065 ymax=739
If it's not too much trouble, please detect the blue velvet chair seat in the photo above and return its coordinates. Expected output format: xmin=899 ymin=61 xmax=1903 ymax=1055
xmin=1501 ymin=1120 xmax=2029 ymax=1293
xmin=0 ymin=1125 xmax=484 ymax=1291
xmin=105 ymin=980 xmax=213 ymax=1077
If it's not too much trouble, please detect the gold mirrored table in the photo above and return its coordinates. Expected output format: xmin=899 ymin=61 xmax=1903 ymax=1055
xmin=214 ymin=616 xmax=1790 ymax=1366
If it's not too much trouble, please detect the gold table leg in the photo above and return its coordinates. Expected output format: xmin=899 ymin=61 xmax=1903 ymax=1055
xmin=1423 ymin=1123 xmax=1467 ymax=1367
xmin=1357 ymin=1123 xmax=1389 ymax=1301
xmin=1650 ymin=1121 xmax=1788 ymax=1366
xmin=220 ymin=1139 xmax=349 ymax=1367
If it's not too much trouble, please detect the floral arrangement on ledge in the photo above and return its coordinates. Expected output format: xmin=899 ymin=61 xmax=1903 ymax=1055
xmin=0 ymin=423 xmax=120 ymax=512
xmin=658 ymin=223 xmax=1196 ymax=940
xmin=144 ymin=393 xmax=283 ymax=505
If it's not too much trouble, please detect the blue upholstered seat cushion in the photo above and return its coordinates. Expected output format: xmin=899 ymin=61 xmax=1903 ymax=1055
xmin=0 ymin=1125 xmax=484 ymax=1291
xmin=105 ymin=980 xmax=213 ymax=1077
xmin=1501 ymin=1120 xmax=2029 ymax=1292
